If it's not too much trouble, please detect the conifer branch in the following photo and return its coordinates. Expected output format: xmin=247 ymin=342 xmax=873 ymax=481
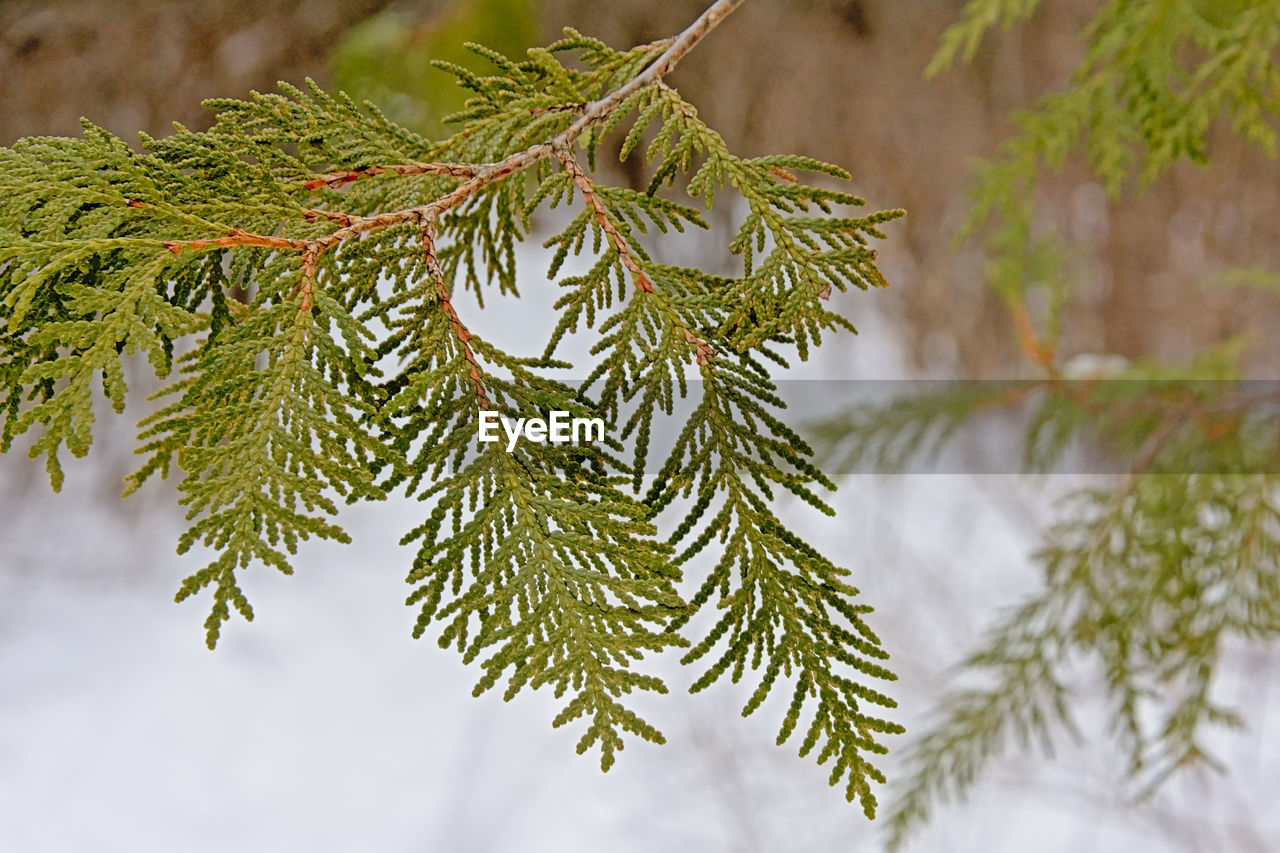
xmin=161 ymin=231 xmax=310 ymax=255
xmin=420 ymin=216 xmax=489 ymax=408
xmin=138 ymin=0 xmax=747 ymax=301
xmin=555 ymin=145 xmax=654 ymax=293
xmin=301 ymin=209 xmax=355 ymax=226
xmin=552 ymin=147 xmax=715 ymax=365
xmin=0 ymin=0 xmax=906 ymax=807
xmin=572 ymin=0 xmax=746 ymax=128
xmin=304 ymin=161 xmax=484 ymax=190
xmin=306 ymin=0 xmax=739 ymax=195
xmin=296 ymin=249 xmax=317 ymax=311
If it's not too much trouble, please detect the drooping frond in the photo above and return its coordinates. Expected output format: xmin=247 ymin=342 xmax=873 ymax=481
xmin=0 ymin=0 xmax=903 ymax=798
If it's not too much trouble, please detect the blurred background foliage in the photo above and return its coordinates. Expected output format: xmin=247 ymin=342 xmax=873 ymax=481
xmin=329 ymin=0 xmax=539 ymax=138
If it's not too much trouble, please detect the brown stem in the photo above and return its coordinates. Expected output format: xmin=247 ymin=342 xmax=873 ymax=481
xmin=557 ymin=0 xmax=746 ymax=144
xmin=555 ymin=146 xmax=714 ymax=365
xmin=302 ymin=209 xmax=353 ymax=226
xmin=556 ymin=146 xmax=653 ymax=292
xmin=1129 ymin=406 xmax=1186 ymax=478
xmin=421 ymin=218 xmax=490 ymax=409
xmin=1007 ymin=292 xmax=1056 ymax=370
xmin=163 ymin=230 xmax=309 ymax=254
xmin=304 ymin=162 xmax=482 ymax=190
xmin=683 ymin=328 xmax=716 ymax=366
xmin=295 ymin=250 xmax=317 ymax=311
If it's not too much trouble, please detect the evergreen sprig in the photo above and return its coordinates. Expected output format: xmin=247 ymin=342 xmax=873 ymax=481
xmin=805 ymin=1 xmax=1280 ymax=844
xmin=0 ymin=0 xmax=905 ymax=805
xmin=934 ymin=0 xmax=1280 ymax=345
xmin=820 ymin=349 xmax=1280 ymax=846
xmin=884 ymin=470 xmax=1280 ymax=850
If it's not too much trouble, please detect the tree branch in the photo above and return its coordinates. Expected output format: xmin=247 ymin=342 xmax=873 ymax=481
xmin=555 ymin=0 xmax=745 ymax=143
xmin=158 ymin=0 xmax=745 ymax=375
xmin=554 ymin=145 xmax=714 ymax=364
xmin=421 ymin=216 xmax=490 ymax=409
xmin=163 ymin=1 xmax=745 ymax=263
xmin=303 ymin=162 xmax=483 ymax=190
xmin=302 ymin=0 xmax=743 ymax=195
xmin=555 ymin=145 xmax=654 ymax=293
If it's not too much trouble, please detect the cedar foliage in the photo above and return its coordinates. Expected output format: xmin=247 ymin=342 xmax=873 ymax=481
xmin=0 ymin=1 xmax=905 ymax=814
